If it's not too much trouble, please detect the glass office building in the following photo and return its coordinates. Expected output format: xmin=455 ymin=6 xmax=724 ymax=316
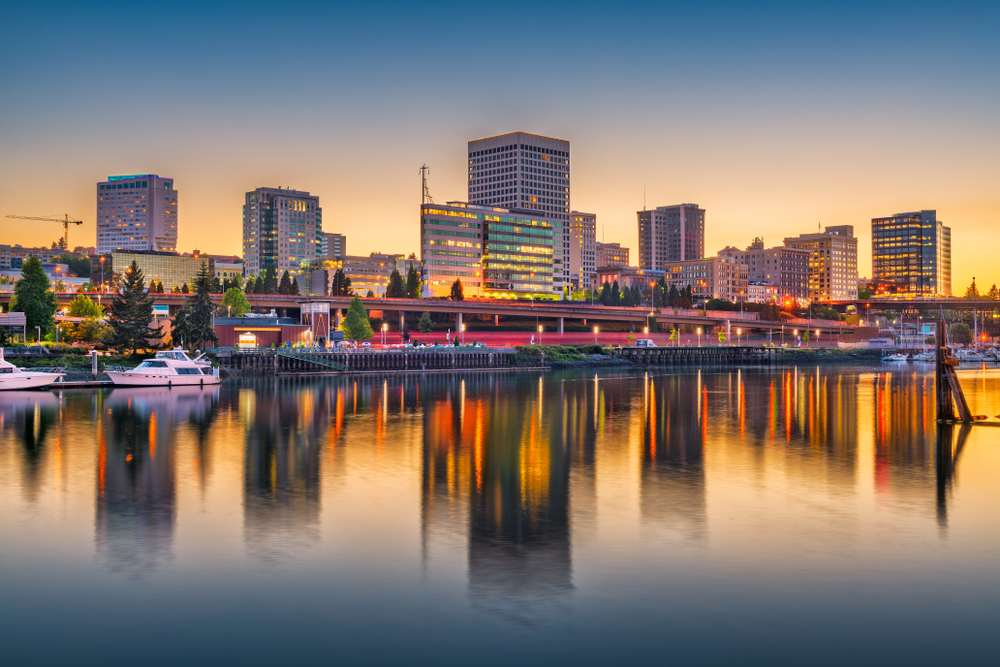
xmin=871 ymin=210 xmax=951 ymax=296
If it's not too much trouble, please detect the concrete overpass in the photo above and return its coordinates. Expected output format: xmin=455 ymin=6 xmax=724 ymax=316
xmin=836 ymin=298 xmax=1000 ymax=312
xmin=1 ymin=292 xmax=853 ymax=333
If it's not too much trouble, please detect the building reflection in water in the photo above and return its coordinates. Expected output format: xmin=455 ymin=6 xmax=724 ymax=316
xmin=95 ymin=386 xmax=218 ymax=573
xmin=640 ymin=373 xmax=706 ymax=541
xmin=420 ymin=373 xmax=574 ymax=624
xmin=242 ymin=378 xmax=327 ymax=564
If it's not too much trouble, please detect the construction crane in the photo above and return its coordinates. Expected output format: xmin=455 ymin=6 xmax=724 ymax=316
xmin=5 ymin=214 xmax=83 ymax=251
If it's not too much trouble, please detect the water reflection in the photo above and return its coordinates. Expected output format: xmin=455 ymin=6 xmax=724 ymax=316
xmin=95 ymin=387 xmax=218 ymax=573
xmin=0 ymin=392 xmax=60 ymax=503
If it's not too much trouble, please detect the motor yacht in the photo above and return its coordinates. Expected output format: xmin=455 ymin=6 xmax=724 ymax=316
xmin=912 ymin=351 xmax=936 ymax=362
xmin=0 ymin=348 xmax=65 ymax=390
xmin=881 ymin=353 xmax=909 ymax=362
xmin=106 ymin=348 xmax=220 ymax=387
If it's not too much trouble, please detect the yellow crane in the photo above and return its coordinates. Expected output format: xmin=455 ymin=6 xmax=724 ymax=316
xmin=5 ymin=214 xmax=83 ymax=251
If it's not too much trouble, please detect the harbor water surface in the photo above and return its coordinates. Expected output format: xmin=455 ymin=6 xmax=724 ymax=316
xmin=2 ymin=366 xmax=999 ymax=665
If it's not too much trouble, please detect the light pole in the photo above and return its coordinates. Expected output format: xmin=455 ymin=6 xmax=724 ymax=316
xmin=593 ymin=325 xmax=598 ymax=345
xmin=737 ymin=327 xmax=741 ymax=346
xmin=382 ymin=322 xmax=387 ymax=347
xmin=697 ymin=327 xmax=702 ymax=347
xmin=462 ymin=323 xmax=466 ymax=345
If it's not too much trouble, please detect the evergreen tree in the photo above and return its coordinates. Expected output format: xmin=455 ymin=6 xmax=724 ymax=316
xmin=366 ymin=289 xmax=375 ymax=298
xmin=221 ymin=287 xmax=251 ymax=317
xmin=67 ymin=294 xmax=104 ymax=319
xmin=289 ymin=275 xmax=300 ymax=295
xmin=279 ymin=270 xmax=294 ymax=295
xmin=950 ymin=322 xmax=973 ymax=345
xmin=104 ymin=260 xmax=161 ymax=354
xmin=965 ymin=279 xmax=979 ymax=299
xmin=418 ymin=311 xmax=433 ymax=334
xmin=171 ymin=285 xmax=181 ymax=294
xmin=12 ymin=257 xmax=58 ymax=340
xmin=610 ymin=281 xmax=621 ymax=306
xmin=181 ymin=282 xmax=190 ymax=294
xmin=450 ymin=278 xmax=464 ymax=301
xmin=211 ymin=275 xmax=223 ymax=293
xmin=341 ymin=296 xmax=374 ymax=340
xmin=245 ymin=275 xmax=257 ymax=294
xmin=599 ymin=282 xmax=611 ymax=305
xmin=405 ymin=266 xmax=421 ymax=298
xmin=385 ymin=269 xmax=406 ymax=298
xmin=262 ymin=265 xmax=279 ymax=294
xmin=172 ymin=263 xmax=218 ymax=349
xmin=330 ymin=268 xmax=353 ymax=297
xmin=989 ymin=284 xmax=1000 ymax=300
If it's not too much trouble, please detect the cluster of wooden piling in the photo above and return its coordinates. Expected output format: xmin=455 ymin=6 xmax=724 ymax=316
xmin=614 ymin=346 xmax=777 ymax=366
xmin=215 ymin=347 xmax=517 ymax=375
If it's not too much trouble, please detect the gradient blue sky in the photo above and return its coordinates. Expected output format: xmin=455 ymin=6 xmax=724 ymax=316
xmin=2 ymin=0 xmax=998 ymax=289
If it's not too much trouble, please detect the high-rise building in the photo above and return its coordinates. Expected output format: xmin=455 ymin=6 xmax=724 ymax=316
xmin=320 ymin=232 xmax=346 ymax=259
xmin=718 ymin=238 xmax=810 ymax=302
xmin=569 ymin=211 xmax=596 ymax=291
xmin=97 ymin=174 xmax=177 ymax=254
xmin=468 ymin=131 xmax=570 ymax=220
xmin=467 ymin=132 xmax=571 ymax=288
xmin=595 ymin=242 xmax=629 ymax=269
xmin=242 ymin=187 xmax=322 ymax=277
xmin=420 ymin=201 xmax=565 ymax=300
xmin=871 ymin=210 xmax=951 ymax=296
xmin=784 ymin=225 xmax=858 ymax=302
xmin=637 ymin=204 xmax=705 ymax=271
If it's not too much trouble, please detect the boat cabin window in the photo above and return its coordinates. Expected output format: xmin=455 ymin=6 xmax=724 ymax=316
xmin=176 ymin=368 xmax=201 ymax=375
xmin=155 ymin=351 xmax=190 ymax=361
xmin=0 ymin=367 xmax=12 ymax=374
xmin=138 ymin=360 xmax=169 ymax=369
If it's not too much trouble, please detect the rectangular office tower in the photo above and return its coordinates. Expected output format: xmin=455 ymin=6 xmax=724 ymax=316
xmin=871 ymin=210 xmax=951 ymax=296
xmin=638 ymin=204 xmax=705 ymax=271
xmin=468 ymin=131 xmax=570 ymax=220
xmin=243 ymin=187 xmax=322 ymax=276
xmin=569 ymin=211 xmax=596 ymax=291
xmin=97 ymin=175 xmax=177 ymax=254
xmin=420 ymin=201 xmax=565 ymax=300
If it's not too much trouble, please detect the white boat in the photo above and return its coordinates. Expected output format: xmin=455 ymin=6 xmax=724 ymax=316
xmin=881 ymin=353 xmax=909 ymax=362
xmin=955 ymin=349 xmax=987 ymax=362
xmin=0 ymin=348 xmax=64 ymax=390
xmin=106 ymin=348 xmax=221 ymax=387
xmin=913 ymin=351 xmax=936 ymax=362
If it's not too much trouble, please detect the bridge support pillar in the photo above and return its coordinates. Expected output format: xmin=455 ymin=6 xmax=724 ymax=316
xmin=399 ymin=311 xmax=404 ymax=334
xmin=557 ymin=317 xmax=564 ymax=334
xmin=494 ymin=314 xmax=499 ymax=326
xmin=456 ymin=312 xmax=463 ymax=334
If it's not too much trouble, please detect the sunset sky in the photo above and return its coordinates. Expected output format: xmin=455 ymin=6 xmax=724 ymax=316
xmin=1 ymin=1 xmax=998 ymax=292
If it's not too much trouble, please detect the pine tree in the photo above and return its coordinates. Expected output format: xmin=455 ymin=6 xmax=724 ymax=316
xmin=405 ymin=266 xmax=421 ymax=298
xmin=965 ymin=279 xmax=979 ymax=298
xmin=330 ymin=268 xmax=353 ymax=296
xmin=341 ymin=296 xmax=374 ymax=340
xmin=450 ymin=278 xmax=464 ymax=301
xmin=172 ymin=263 xmax=218 ymax=349
xmin=418 ymin=311 xmax=433 ymax=334
xmin=181 ymin=282 xmax=190 ymax=294
xmin=279 ymin=270 xmax=294 ymax=295
xmin=104 ymin=260 xmax=161 ymax=354
xmin=989 ymin=284 xmax=1000 ymax=300
xmin=12 ymin=257 xmax=58 ymax=339
xmin=385 ymin=269 xmax=406 ymax=298
xmin=245 ymin=275 xmax=257 ymax=294
xmin=211 ymin=275 xmax=223 ymax=293
xmin=610 ymin=281 xmax=621 ymax=306
xmin=262 ymin=265 xmax=279 ymax=294
xmin=599 ymin=282 xmax=611 ymax=305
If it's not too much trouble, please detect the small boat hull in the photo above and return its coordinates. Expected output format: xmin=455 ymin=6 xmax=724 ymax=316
xmin=106 ymin=371 xmax=220 ymax=387
xmin=0 ymin=373 xmax=64 ymax=390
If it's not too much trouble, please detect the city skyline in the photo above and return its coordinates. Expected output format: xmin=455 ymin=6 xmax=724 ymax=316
xmin=1 ymin=1 xmax=998 ymax=291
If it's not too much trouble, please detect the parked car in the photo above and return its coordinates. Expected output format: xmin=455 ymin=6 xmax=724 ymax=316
xmin=636 ymin=339 xmax=657 ymax=348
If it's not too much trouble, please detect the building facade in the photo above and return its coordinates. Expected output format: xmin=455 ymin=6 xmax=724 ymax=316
xmin=420 ymin=201 xmax=565 ymax=300
xmin=783 ymin=225 xmax=859 ymax=302
xmin=637 ymin=204 xmax=705 ymax=271
xmin=718 ymin=238 xmax=809 ymax=302
xmin=321 ymin=232 xmax=346 ymax=258
xmin=468 ymin=131 xmax=570 ymax=221
xmin=568 ymin=211 xmax=596 ymax=291
xmin=595 ymin=242 xmax=629 ymax=269
xmin=242 ymin=187 xmax=322 ymax=277
xmin=92 ymin=251 xmax=213 ymax=292
xmin=871 ymin=210 xmax=951 ymax=296
xmin=663 ymin=256 xmax=748 ymax=303
xmin=0 ymin=245 xmax=64 ymax=270
xmin=595 ymin=266 xmax=665 ymax=290
xmin=97 ymin=174 xmax=177 ymax=254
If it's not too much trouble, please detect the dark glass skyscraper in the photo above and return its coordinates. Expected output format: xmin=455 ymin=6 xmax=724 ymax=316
xmin=871 ymin=210 xmax=951 ymax=296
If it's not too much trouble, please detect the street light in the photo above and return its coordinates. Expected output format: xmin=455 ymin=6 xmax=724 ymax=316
xmin=382 ymin=322 xmax=387 ymax=347
xmin=537 ymin=324 xmax=542 ymax=345
xmin=737 ymin=327 xmax=741 ymax=346
xmin=462 ymin=323 xmax=466 ymax=345
xmin=593 ymin=325 xmax=598 ymax=344
xmin=697 ymin=327 xmax=702 ymax=347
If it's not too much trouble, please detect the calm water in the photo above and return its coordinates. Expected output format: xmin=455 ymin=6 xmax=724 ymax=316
xmin=2 ymin=366 xmax=1000 ymax=666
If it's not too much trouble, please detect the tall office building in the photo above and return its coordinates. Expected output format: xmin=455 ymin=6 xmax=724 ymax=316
xmin=637 ymin=204 xmax=705 ymax=271
xmin=871 ymin=210 xmax=951 ymax=296
xmin=97 ymin=174 xmax=177 ymax=254
xmin=468 ymin=131 xmax=571 ymax=287
xmin=718 ymin=238 xmax=810 ymax=302
xmin=420 ymin=201 xmax=565 ymax=299
xmin=321 ymin=232 xmax=346 ymax=258
xmin=784 ymin=225 xmax=858 ymax=302
xmin=569 ymin=211 xmax=596 ymax=291
xmin=243 ymin=187 xmax=322 ymax=276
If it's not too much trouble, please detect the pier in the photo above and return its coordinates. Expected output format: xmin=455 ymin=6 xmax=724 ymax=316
xmin=612 ymin=345 xmax=777 ymax=366
xmin=215 ymin=346 xmax=518 ymax=374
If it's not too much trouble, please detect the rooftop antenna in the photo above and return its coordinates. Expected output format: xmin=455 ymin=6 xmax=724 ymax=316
xmin=643 ymin=185 xmax=646 ymax=211
xmin=419 ymin=164 xmax=434 ymax=205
